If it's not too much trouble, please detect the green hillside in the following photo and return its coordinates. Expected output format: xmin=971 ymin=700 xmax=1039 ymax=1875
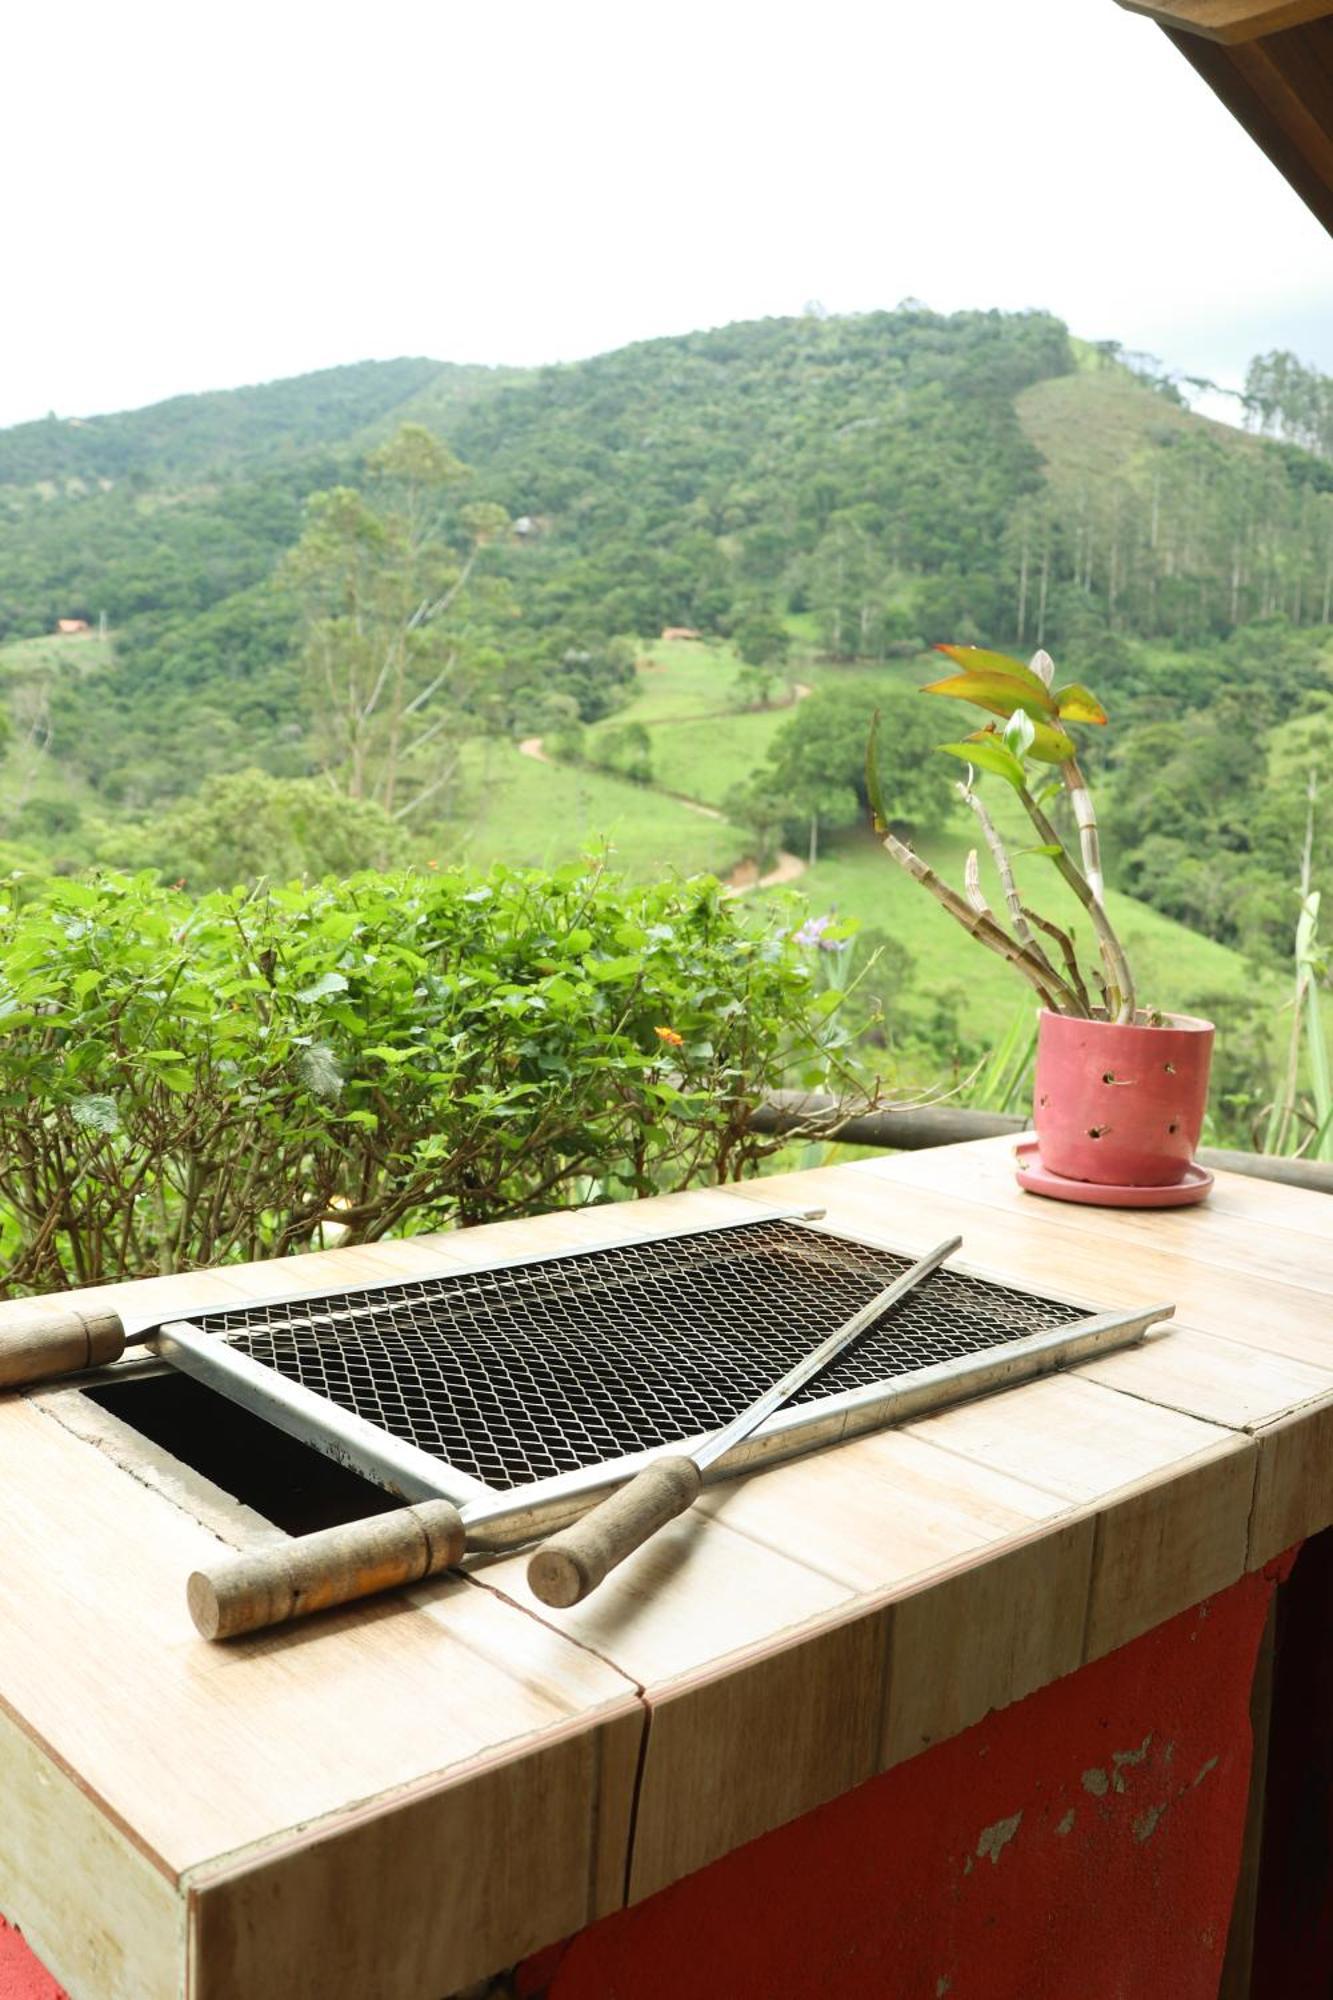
xmin=1017 ymin=367 xmax=1252 ymax=491
xmin=0 ymin=358 xmax=448 ymax=490
xmin=0 ymin=306 xmax=1328 ymax=1148
xmin=564 ymin=641 xmax=1278 ymax=1031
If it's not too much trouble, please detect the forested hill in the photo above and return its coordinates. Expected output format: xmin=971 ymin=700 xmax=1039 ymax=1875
xmin=1 ymin=305 xmax=1330 ymax=948
xmin=0 ymin=358 xmax=510 ymax=489
xmin=5 ymin=308 xmax=1331 ymax=661
xmin=418 ymin=308 xmax=1074 ymax=641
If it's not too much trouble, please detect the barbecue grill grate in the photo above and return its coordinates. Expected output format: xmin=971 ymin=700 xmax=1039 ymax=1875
xmin=187 ymin=1219 xmax=1088 ymax=1493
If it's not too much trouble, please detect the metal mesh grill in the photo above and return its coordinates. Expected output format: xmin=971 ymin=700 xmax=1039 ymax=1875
xmin=189 ymin=1220 xmax=1087 ymax=1492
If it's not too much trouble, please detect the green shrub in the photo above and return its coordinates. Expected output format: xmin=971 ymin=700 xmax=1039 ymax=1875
xmin=105 ymin=768 xmax=411 ymax=890
xmin=0 ymin=861 xmax=844 ymax=1293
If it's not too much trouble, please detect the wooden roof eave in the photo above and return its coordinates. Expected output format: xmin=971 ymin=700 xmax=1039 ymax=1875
xmin=1167 ymin=17 xmax=1333 ymax=237
xmin=1117 ymin=0 xmax=1333 ymax=45
xmin=1117 ymin=0 xmax=1333 ymax=239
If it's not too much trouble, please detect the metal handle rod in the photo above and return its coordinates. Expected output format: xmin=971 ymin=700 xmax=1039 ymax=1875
xmin=0 ymin=1202 xmax=830 ymax=1394
xmin=693 ymin=1233 xmax=962 ymax=1471
xmin=526 ymin=1234 xmax=962 ymax=1605
xmin=193 ymin=1288 xmax=1175 ymax=1635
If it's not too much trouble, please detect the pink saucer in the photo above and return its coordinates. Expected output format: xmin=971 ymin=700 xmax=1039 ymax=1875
xmin=1014 ymin=1139 xmax=1214 ymax=1209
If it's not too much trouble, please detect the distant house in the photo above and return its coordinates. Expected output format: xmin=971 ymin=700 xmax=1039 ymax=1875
xmin=513 ymin=516 xmax=536 ymax=537
xmin=660 ymin=626 xmax=701 ymax=642
xmin=55 ymin=618 xmax=91 ymax=636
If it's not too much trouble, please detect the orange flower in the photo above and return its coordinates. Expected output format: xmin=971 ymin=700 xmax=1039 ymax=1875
xmin=654 ymin=1025 xmax=684 ymax=1047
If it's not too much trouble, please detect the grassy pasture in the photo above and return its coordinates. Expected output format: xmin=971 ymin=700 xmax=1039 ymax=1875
xmin=0 ymin=631 xmax=112 ymax=681
xmin=448 ymin=737 xmax=748 ymax=882
xmin=525 ymin=638 xmax=1278 ymax=1057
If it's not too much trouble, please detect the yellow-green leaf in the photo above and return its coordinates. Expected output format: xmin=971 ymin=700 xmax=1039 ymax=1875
xmin=933 ymin=645 xmax=1055 ymax=704
xmin=1022 ymin=719 xmax=1077 ymax=763
xmin=1054 ymin=682 xmax=1109 ymax=725
xmin=967 ymin=719 xmax=1075 ymax=765
xmin=922 ymin=670 xmax=1058 ymax=724
xmin=938 ymin=739 xmax=1026 ymax=790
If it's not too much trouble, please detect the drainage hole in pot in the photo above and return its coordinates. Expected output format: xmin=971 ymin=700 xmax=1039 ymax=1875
xmin=1164 ymin=1061 xmax=1176 ymax=1074
xmin=1039 ymin=1093 xmax=1049 ymax=1107
xmin=1087 ymin=1126 xmax=1107 ymax=1139
xmin=1168 ymin=1121 xmax=1179 ymax=1134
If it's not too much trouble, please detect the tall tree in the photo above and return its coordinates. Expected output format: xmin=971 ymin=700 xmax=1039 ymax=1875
xmin=284 ymin=425 xmax=508 ymax=819
xmin=754 ymin=684 xmax=953 ymax=866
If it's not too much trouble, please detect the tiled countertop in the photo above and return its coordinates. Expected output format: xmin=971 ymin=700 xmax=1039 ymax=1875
xmin=2 ymin=1141 xmax=1330 ymax=2000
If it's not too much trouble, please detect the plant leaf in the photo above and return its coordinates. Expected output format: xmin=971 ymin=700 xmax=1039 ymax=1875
xmin=933 ymin=645 xmax=1055 ymax=703
xmin=967 ymin=719 xmax=1076 ymax=765
xmin=297 ymin=1044 xmax=344 ymax=1099
xmin=1003 ymin=709 xmax=1037 ymax=759
xmin=583 ymin=955 xmax=642 ymax=982
xmin=922 ymin=669 xmax=1057 ymax=724
xmin=71 ymin=1094 xmax=119 ymax=1134
xmin=1054 ymin=682 xmax=1109 ymax=725
xmin=296 ymin=971 xmax=349 ymax=1003
xmin=1023 ymin=719 xmax=1078 ymax=764
xmin=938 ymin=739 xmax=1026 ymax=790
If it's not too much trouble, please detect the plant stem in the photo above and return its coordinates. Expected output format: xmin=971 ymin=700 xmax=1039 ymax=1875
xmin=880 ymin=830 xmax=1078 ymax=1014
xmin=957 ymin=781 xmax=1074 ymax=1006
xmin=1020 ymin=905 xmax=1093 ymax=1017
xmin=1015 ymin=784 xmax=1136 ymax=1022
xmin=1060 ymin=758 xmax=1106 ymax=902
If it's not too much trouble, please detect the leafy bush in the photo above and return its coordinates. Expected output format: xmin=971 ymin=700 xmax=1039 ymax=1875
xmin=589 ymin=721 xmax=653 ymax=784
xmin=0 ymin=862 xmax=844 ymax=1294
xmin=106 ymin=768 xmax=411 ymax=891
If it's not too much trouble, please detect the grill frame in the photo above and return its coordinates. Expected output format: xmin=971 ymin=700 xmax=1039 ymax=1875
xmin=151 ymin=1204 xmax=1173 ymax=1549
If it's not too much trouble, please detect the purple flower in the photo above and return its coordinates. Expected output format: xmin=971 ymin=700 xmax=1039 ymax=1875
xmin=793 ymin=913 xmax=847 ymax=953
xmin=793 ymin=913 xmax=834 ymax=949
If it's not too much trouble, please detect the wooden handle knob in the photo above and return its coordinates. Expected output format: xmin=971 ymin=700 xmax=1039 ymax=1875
xmin=527 ymin=1456 xmax=703 ymax=1608
xmin=0 ymin=1304 xmax=125 ymax=1390
xmin=187 ymin=1501 xmax=468 ymax=1640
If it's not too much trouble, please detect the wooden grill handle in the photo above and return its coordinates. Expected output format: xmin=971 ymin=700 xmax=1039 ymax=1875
xmin=527 ymin=1455 xmax=703 ymax=1608
xmin=187 ymin=1501 xmax=468 ymax=1640
xmin=0 ymin=1304 xmax=126 ymax=1391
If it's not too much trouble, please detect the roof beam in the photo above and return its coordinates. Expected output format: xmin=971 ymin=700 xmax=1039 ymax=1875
xmin=1117 ymin=0 xmax=1333 ymax=45
xmin=1166 ymin=18 xmax=1333 ymax=233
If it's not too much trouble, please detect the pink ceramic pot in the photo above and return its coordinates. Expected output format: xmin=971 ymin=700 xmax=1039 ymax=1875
xmin=1033 ymin=1010 xmax=1214 ymax=1188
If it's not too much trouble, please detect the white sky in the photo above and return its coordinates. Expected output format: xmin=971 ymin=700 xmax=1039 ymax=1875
xmin=2 ymin=0 xmax=1330 ymax=429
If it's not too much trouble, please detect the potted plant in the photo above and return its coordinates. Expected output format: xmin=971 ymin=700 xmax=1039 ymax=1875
xmin=867 ymin=645 xmax=1214 ymax=1204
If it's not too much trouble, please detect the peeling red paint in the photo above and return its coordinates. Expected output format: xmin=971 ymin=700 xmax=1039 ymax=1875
xmin=1 ymin=1556 xmax=1309 ymax=2000
xmin=0 ymin=1919 xmax=64 ymax=2000
xmin=528 ymin=1567 xmax=1279 ymax=2000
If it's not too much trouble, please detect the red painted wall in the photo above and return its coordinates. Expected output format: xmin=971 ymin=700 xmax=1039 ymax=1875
xmin=523 ymin=1566 xmax=1284 ymax=2000
xmin=0 ymin=1562 xmax=1296 ymax=2000
xmin=0 ymin=1919 xmax=64 ymax=2000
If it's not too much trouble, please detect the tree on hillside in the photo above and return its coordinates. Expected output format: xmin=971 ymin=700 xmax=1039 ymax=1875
xmin=740 ymin=684 xmax=953 ymax=867
xmin=590 ymin=721 xmax=653 ymax=784
xmin=284 ymin=425 xmax=509 ymax=820
xmin=118 ymin=768 xmax=411 ymax=890
xmin=731 ymin=606 xmax=792 ymax=707
xmin=1245 ymin=351 xmax=1333 ymax=461
xmin=809 ymin=519 xmax=878 ymax=658
xmin=723 ymin=778 xmax=786 ymax=876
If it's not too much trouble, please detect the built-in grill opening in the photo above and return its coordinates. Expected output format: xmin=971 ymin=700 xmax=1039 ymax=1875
xmin=87 ymin=1373 xmax=400 ymax=1535
xmin=187 ymin=1219 xmax=1088 ymax=1493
